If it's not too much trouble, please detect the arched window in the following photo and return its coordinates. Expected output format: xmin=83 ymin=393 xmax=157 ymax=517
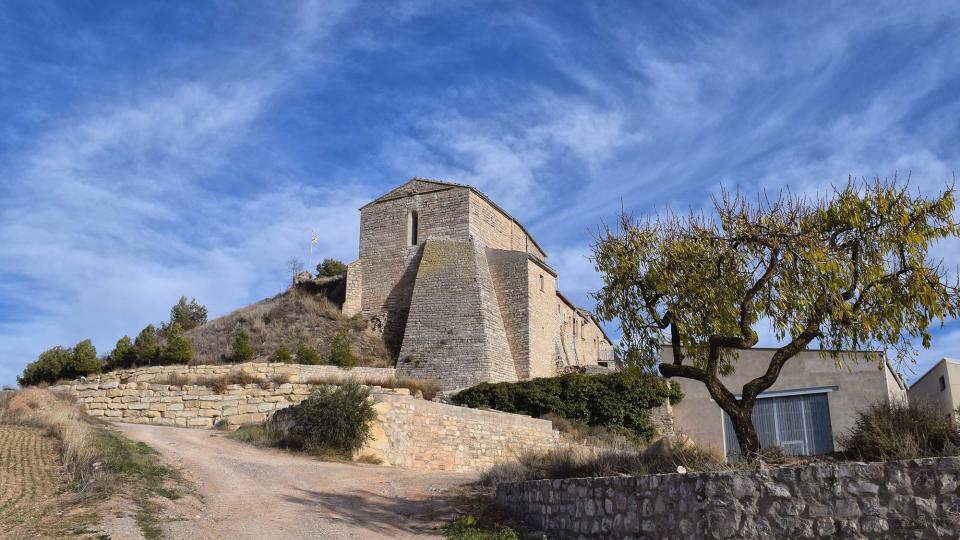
xmin=407 ymin=211 xmax=419 ymax=246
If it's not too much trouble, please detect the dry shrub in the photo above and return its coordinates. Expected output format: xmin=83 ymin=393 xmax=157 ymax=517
xmin=4 ymin=387 xmax=58 ymax=416
xmin=541 ymin=413 xmax=629 ymax=446
xmin=195 ymin=375 xmax=229 ymax=394
xmin=480 ymin=438 xmax=728 ymax=487
xmin=305 ymin=374 xmax=345 ymax=386
xmin=165 ymin=373 xmax=191 ymax=386
xmin=372 ymin=376 xmax=442 ymax=400
xmin=271 ymin=373 xmax=292 ymax=385
xmin=302 ymin=374 xmax=442 ymax=400
xmin=839 ymin=400 xmax=960 ymax=461
xmin=228 ymin=370 xmax=267 ymax=387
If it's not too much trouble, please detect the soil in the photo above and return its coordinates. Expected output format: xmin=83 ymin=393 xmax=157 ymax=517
xmin=0 ymin=425 xmax=63 ymax=537
xmin=116 ymin=423 xmax=479 ymax=539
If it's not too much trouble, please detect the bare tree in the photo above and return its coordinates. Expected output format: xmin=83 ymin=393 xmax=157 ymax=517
xmin=287 ymin=256 xmax=305 ymax=285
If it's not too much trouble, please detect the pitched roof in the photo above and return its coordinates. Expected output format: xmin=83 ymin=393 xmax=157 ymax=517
xmin=361 ymin=177 xmax=547 ymax=257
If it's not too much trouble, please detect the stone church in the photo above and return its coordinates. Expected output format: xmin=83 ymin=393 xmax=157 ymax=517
xmin=342 ymin=178 xmax=613 ymax=389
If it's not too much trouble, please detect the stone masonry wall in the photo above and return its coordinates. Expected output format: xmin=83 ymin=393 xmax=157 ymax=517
xmin=487 ymin=249 xmax=531 ymax=378
xmin=527 ymin=257 xmax=559 ymax=378
xmin=496 ymin=457 xmax=960 ymax=539
xmin=51 ymin=363 xmax=398 ymax=428
xmin=368 ymin=394 xmax=561 ymax=473
xmin=398 ymin=238 xmax=518 ymax=389
xmin=359 ymin=183 xmax=471 ymax=352
xmin=52 ymin=363 xmax=562 ymax=473
xmin=342 ymin=260 xmax=362 ymax=317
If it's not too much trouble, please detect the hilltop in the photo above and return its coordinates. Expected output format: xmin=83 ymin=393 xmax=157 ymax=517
xmin=185 ymin=278 xmax=391 ymax=366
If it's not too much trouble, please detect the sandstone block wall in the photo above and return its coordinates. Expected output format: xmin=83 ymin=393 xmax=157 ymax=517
xmin=359 ymin=182 xmax=471 ymax=352
xmin=398 ymin=239 xmax=518 ymax=389
xmin=342 ymin=260 xmax=362 ymax=317
xmin=497 ymin=457 xmax=960 ymax=539
xmin=51 ymin=363 xmax=399 ymax=428
xmin=487 ymin=249 xmax=531 ymax=377
xmin=53 ymin=363 xmax=563 ymax=473
xmin=368 ymin=394 xmax=561 ymax=473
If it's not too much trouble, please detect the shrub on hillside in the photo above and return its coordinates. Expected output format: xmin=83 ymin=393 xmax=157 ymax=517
xmin=169 ymin=296 xmax=208 ymax=331
xmin=452 ymin=369 xmax=682 ymax=441
xmin=316 ymin=258 xmax=347 ymax=277
xmin=294 ymin=339 xmax=322 ymax=365
xmin=229 ymin=330 xmax=256 ymax=363
xmin=18 ymin=340 xmax=102 ymax=386
xmin=133 ymin=325 xmax=161 ymax=366
xmin=159 ymin=323 xmax=194 ymax=365
xmin=271 ymin=343 xmax=292 ymax=363
xmin=839 ymin=400 xmax=960 ymax=461
xmin=328 ymin=330 xmax=357 ymax=368
xmin=107 ymin=335 xmax=137 ymax=370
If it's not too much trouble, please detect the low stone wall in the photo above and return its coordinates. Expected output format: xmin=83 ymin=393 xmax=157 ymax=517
xmin=52 ymin=376 xmax=401 ymax=429
xmin=496 ymin=457 xmax=960 ymax=538
xmin=369 ymin=394 xmax=561 ymax=472
xmin=67 ymin=362 xmax=396 ymax=385
xmin=53 ymin=363 xmax=563 ymax=472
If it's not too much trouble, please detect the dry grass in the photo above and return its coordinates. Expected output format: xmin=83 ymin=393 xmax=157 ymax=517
xmin=0 ymin=388 xmax=189 ymax=538
xmin=480 ymin=438 xmax=729 ymax=487
xmin=164 ymin=373 xmax=191 ymax=386
xmin=271 ymin=373 xmax=292 ymax=385
xmin=1 ymin=389 xmax=100 ymax=489
xmin=839 ymin=400 xmax=960 ymax=461
xmin=184 ymin=289 xmax=391 ymax=366
xmin=195 ymin=375 xmax=230 ymax=394
xmin=303 ymin=374 xmax=442 ymax=400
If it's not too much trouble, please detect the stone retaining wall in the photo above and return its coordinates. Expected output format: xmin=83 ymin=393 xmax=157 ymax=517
xmin=496 ymin=457 xmax=960 ymax=538
xmin=369 ymin=394 xmax=561 ymax=472
xmin=51 ymin=363 xmax=397 ymax=428
xmin=53 ymin=363 xmax=563 ymax=472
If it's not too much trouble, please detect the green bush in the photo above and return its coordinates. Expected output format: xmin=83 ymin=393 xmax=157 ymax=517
xmin=452 ymin=369 xmax=682 ymax=441
xmin=294 ymin=339 xmax=322 ymax=365
xmin=839 ymin=400 xmax=960 ymax=461
xmin=283 ymin=381 xmax=377 ymax=457
xmin=133 ymin=325 xmax=160 ymax=366
xmin=316 ymin=258 xmax=347 ymax=277
xmin=169 ymin=296 xmax=208 ymax=331
xmin=229 ymin=330 xmax=256 ymax=363
xmin=107 ymin=336 xmax=137 ymax=370
xmin=159 ymin=323 xmax=193 ymax=365
xmin=18 ymin=340 xmax=102 ymax=386
xmin=328 ymin=330 xmax=357 ymax=368
xmin=271 ymin=344 xmax=292 ymax=363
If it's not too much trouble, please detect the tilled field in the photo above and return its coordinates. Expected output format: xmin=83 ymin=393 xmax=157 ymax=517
xmin=0 ymin=425 xmax=63 ymax=535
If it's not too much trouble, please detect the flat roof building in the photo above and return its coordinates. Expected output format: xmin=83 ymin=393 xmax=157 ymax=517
xmin=664 ymin=348 xmax=907 ymax=460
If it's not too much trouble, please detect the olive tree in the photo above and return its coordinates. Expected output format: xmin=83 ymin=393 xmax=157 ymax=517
xmin=594 ymin=179 xmax=960 ymax=458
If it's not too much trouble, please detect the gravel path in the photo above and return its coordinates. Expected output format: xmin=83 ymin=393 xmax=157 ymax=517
xmin=116 ymin=423 xmax=477 ymax=539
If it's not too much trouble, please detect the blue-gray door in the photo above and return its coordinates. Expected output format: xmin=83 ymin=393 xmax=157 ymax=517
xmin=723 ymin=392 xmax=833 ymax=459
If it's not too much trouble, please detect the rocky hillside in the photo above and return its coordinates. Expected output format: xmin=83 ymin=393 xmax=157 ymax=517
xmin=185 ymin=281 xmax=391 ymax=366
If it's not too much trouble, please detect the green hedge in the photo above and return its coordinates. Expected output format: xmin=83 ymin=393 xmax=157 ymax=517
xmin=451 ymin=370 xmax=682 ymax=441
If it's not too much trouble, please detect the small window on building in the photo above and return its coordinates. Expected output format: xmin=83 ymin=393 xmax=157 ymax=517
xmin=407 ymin=211 xmax=419 ymax=246
xmin=573 ymin=319 xmax=577 ymax=338
xmin=940 ymin=375 xmax=947 ymax=391
xmin=538 ymin=274 xmax=544 ymax=292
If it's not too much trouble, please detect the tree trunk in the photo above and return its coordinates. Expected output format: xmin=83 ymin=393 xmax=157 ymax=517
xmin=727 ymin=408 xmax=762 ymax=458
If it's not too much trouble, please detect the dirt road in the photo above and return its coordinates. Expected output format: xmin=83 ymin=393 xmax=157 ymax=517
xmin=116 ymin=423 xmax=478 ymax=540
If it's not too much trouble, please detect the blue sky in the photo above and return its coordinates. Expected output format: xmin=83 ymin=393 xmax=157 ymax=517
xmin=1 ymin=1 xmax=959 ymax=387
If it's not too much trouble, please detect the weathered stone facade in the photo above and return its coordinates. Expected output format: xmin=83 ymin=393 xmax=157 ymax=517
xmin=53 ymin=363 xmax=562 ymax=473
xmin=346 ymin=178 xmax=613 ymax=389
xmin=497 ymin=457 xmax=960 ymax=538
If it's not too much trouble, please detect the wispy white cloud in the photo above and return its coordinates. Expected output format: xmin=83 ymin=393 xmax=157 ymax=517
xmin=0 ymin=0 xmax=361 ymax=384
